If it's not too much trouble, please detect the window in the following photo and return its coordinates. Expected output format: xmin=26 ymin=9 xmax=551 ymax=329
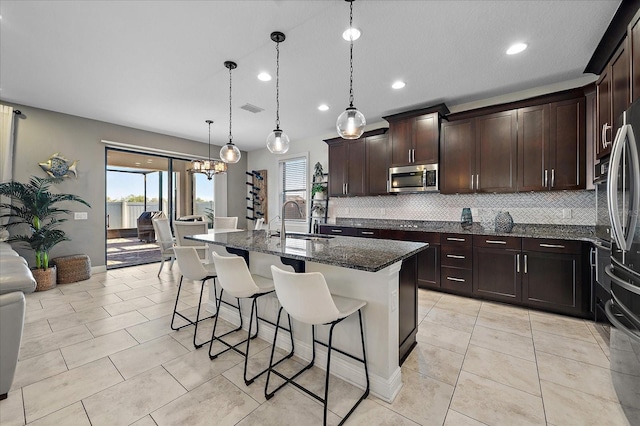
xmin=280 ymin=156 xmax=307 ymax=220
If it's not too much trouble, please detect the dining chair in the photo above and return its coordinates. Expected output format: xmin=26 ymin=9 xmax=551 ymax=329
xmin=214 ymin=216 xmax=238 ymax=229
xmin=151 ymin=218 xmax=176 ymax=276
xmin=173 ymin=220 xmax=210 ymax=262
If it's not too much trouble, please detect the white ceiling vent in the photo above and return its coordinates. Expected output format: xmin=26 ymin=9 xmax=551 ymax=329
xmin=240 ymin=103 xmax=264 ymax=113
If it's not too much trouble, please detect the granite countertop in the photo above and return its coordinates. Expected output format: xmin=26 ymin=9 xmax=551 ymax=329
xmin=332 ymin=218 xmax=596 ymax=242
xmin=186 ymin=230 xmax=428 ymax=272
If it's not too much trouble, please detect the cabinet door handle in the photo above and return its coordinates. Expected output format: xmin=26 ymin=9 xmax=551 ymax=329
xmin=412 ymin=149 xmax=416 ymax=163
xmin=409 ymin=149 xmax=412 ymax=163
xmin=346 ymin=183 xmax=348 ymax=194
xmin=447 ymin=254 xmax=465 ymax=259
xmin=446 ymin=276 xmax=465 ymax=282
xmin=331 ymin=229 xmax=343 ymax=233
xmin=551 ymin=168 xmax=555 ymax=188
xmin=361 ymin=231 xmax=374 ymax=235
xmin=524 ymin=254 xmax=528 ymax=273
xmin=544 ymin=169 xmax=548 ymax=187
xmin=539 ymin=243 xmax=565 ymax=249
xmin=603 ymin=123 xmax=612 ymax=148
xmin=485 ymin=240 xmax=507 ymax=244
xmin=476 ymin=174 xmax=479 ymax=189
xmin=447 ymin=237 xmax=466 ymax=242
xmin=471 ymin=174 xmax=474 ymax=190
xmin=516 ymin=254 xmax=520 ymax=273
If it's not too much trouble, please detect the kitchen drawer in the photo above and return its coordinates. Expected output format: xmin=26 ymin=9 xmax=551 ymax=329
xmin=523 ymin=238 xmax=581 ymax=254
xmin=473 ymin=235 xmax=522 ymax=250
xmin=441 ymin=245 xmax=472 ymax=269
xmin=318 ymin=225 xmax=356 ymax=236
xmin=355 ymin=228 xmax=382 ymax=238
xmin=441 ymin=233 xmax=472 ymax=246
xmin=441 ymin=267 xmax=473 ymax=294
xmin=382 ymin=229 xmax=440 ymax=244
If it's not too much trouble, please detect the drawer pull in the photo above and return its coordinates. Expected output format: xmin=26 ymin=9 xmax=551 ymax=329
xmin=331 ymin=229 xmax=343 ymax=233
xmin=447 ymin=237 xmax=466 ymax=242
xmin=485 ymin=240 xmax=507 ymax=244
xmin=446 ymin=276 xmax=465 ymax=282
xmin=361 ymin=231 xmax=374 ymax=235
xmin=446 ymin=254 xmax=465 ymax=259
xmin=539 ymin=243 xmax=564 ymax=249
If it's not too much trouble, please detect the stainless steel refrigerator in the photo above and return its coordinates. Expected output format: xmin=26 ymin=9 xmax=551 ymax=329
xmin=604 ymin=99 xmax=640 ymax=418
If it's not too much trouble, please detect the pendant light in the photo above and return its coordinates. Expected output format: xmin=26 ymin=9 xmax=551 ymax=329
xmin=190 ymin=120 xmax=227 ymax=179
xmin=266 ymin=31 xmax=290 ymax=154
xmin=220 ymin=61 xmax=241 ymax=164
xmin=336 ymin=0 xmax=365 ymax=139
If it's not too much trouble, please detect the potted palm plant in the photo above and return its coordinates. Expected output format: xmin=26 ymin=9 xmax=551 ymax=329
xmin=0 ymin=176 xmax=90 ymax=291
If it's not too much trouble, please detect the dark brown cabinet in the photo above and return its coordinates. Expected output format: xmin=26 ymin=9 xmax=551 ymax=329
xmin=475 ymin=110 xmax=518 ymax=193
xmin=318 ymin=225 xmax=356 ymax=236
xmin=549 ymin=98 xmax=586 ymax=190
xmin=440 ymin=119 xmax=475 ymax=194
xmin=517 ymin=105 xmax=549 ymax=191
xmin=383 ymin=230 xmax=440 ymax=290
xmin=522 ymin=239 xmax=586 ymax=317
xmin=326 ymin=129 xmax=389 ymax=197
xmin=440 ymin=233 xmax=473 ymax=295
xmin=398 ymin=254 xmax=417 ymax=363
xmin=630 ymin=8 xmax=640 ymax=103
xmin=473 ymin=235 xmax=522 ymax=303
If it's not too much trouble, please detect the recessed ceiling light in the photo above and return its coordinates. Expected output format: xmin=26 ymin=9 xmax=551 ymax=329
xmin=392 ymin=81 xmax=406 ymax=89
xmin=318 ymin=104 xmax=329 ymax=111
xmin=506 ymin=42 xmax=527 ymax=55
xmin=342 ymin=28 xmax=361 ymax=41
xmin=257 ymin=72 xmax=272 ymax=81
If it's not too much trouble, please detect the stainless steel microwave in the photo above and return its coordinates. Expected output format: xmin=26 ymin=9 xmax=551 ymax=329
xmin=389 ymin=164 xmax=438 ymax=193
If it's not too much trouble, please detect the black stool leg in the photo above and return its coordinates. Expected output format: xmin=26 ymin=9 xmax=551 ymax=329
xmin=192 ymin=277 xmax=217 ymax=349
xmin=265 ymin=306 xmax=284 ymax=398
xmin=170 ymin=276 xmax=185 ymax=330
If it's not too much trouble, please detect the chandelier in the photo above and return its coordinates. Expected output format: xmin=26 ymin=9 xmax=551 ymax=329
xmin=190 ymin=119 xmax=227 ymax=180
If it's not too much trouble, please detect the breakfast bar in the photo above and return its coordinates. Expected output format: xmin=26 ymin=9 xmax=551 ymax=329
xmin=186 ymin=230 xmax=428 ymax=402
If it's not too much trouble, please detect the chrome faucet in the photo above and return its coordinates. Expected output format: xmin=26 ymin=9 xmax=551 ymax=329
xmin=281 ymin=200 xmax=303 ymax=244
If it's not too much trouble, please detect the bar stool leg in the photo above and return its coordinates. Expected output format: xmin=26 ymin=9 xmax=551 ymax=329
xmin=192 ymin=278 xmax=216 ymax=349
xmin=208 ymin=289 xmax=245 ymax=359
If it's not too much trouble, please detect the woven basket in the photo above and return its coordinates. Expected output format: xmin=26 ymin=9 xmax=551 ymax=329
xmin=51 ymin=254 xmax=91 ymax=284
xmin=32 ymin=266 xmax=57 ymax=292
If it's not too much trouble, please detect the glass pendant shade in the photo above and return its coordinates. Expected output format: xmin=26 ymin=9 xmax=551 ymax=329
xmin=336 ymin=106 xmax=366 ymax=139
xmin=220 ymin=143 xmax=241 ymax=164
xmin=266 ymin=129 xmax=290 ymax=154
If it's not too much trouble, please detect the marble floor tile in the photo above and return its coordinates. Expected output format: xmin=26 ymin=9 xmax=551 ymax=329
xmin=83 ymin=366 xmax=186 ymax=426
xmin=126 ymin=313 xmax=187 ymax=344
xmin=417 ymin=289 xmax=443 ymax=303
xmin=162 ymin=344 xmax=243 ymax=391
xmin=102 ymin=296 xmax=156 ymax=316
xmin=0 ymin=390 xmax=25 ymax=426
xmin=22 ymin=357 xmax=122 ymax=423
xmin=423 ymin=307 xmax=477 ymax=334
xmin=58 ymin=280 xmax=105 ymax=294
xmin=450 ymin=371 xmax=545 ymax=426
xmin=435 ymin=294 xmax=482 ymax=316
xmin=529 ymin=310 xmax=597 ymax=343
xmin=443 ymin=409 xmax=487 ymax=426
xmin=47 ymin=307 xmax=110 ymax=332
xmin=236 ymin=385 xmax=341 ymax=426
xmin=85 ymin=310 xmax=148 ymax=337
xmin=475 ymin=309 xmax=532 ymax=338
xmin=417 ymin=322 xmax=471 ymax=355
xmin=151 ymin=375 xmax=259 ymax=426
xmin=479 ymin=300 xmax=530 ymax=320
xmin=537 ymin=351 xmax=640 ymax=409
xmin=19 ymin=325 xmax=93 ymax=361
xmin=70 ymin=294 xmax=123 ymax=311
xmin=541 ymin=380 xmax=640 ymax=426
xmin=109 ymin=334 xmax=189 ymax=379
xmin=39 ymin=291 xmax=93 ymax=308
xmin=87 ymin=283 xmax=133 ymax=297
xmin=128 ymin=276 xmax=174 ymax=289
xmin=401 ymin=341 xmax=464 ymax=386
xmin=25 ymin=297 xmax=43 ymax=312
xmin=24 ymin=303 xmax=75 ymax=325
xmin=138 ymin=300 xmax=189 ymax=321
xmin=462 ymin=345 xmax=540 ymax=396
xmin=115 ymin=285 xmax=162 ymax=301
xmin=586 ymin=321 xmax=611 ymax=359
xmin=469 ymin=324 xmax=536 ymax=362
xmin=12 ymin=350 xmax=67 ymax=390
xmin=533 ymin=329 xmax=610 ymax=368
xmin=130 ymin=415 xmax=158 ymax=426
xmin=61 ymin=329 xmax=139 ymax=369
xmin=374 ymin=368 xmax=454 ymax=426
xmin=27 ymin=402 xmax=90 ymax=426
xmin=21 ymin=319 xmax=52 ymax=341
xmin=344 ymin=399 xmax=419 ymax=425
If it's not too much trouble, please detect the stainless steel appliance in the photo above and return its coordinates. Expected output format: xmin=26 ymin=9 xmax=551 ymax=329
xmin=389 ymin=164 xmax=438 ymax=193
xmin=594 ymin=157 xmax=612 ymax=322
xmin=604 ymin=100 xmax=640 ymax=421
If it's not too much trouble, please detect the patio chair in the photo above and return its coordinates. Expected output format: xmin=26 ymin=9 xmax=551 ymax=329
xmin=151 ymin=218 xmax=176 ymax=276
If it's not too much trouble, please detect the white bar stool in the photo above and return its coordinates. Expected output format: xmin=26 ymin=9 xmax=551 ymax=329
xmin=172 ymin=247 xmax=239 ymax=349
xmin=267 ymin=266 xmax=370 ymax=426
xmin=209 ymin=252 xmax=294 ymax=385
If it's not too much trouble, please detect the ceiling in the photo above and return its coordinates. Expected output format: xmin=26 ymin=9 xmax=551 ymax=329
xmin=0 ymin=0 xmax=620 ymax=153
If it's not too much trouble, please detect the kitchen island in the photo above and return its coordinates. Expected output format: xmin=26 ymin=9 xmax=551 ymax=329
xmin=186 ymin=230 xmax=428 ymax=402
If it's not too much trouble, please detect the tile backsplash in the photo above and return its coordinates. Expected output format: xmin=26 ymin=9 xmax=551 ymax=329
xmin=331 ymin=191 xmax=596 ymax=226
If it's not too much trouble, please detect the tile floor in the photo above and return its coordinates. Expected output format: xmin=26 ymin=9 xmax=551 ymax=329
xmin=1 ymin=262 xmax=639 ymax=425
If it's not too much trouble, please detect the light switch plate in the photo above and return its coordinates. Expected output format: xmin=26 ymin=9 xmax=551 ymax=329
xmin=562 ymin=208 xmax=572 ymax=219
xmin=74 ymin=212 xmax=88 ymax=220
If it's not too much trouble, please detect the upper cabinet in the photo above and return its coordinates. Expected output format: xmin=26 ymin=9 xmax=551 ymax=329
xmin=384 ymin=104 xmax=449 ymax=167
xmin=630 ymin=8 xmax=640 ymax=102
xmin=548 ymin=98 xmax=586 ymax=191
xmin=475 ymin=110 xmax=518 ymax=193
xmin=325 ymin=129 xmax=389 ymax=197
xmin=440 ymin=119 xmax=475 ymax=194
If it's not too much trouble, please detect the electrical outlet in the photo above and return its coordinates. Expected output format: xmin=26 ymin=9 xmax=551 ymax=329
xmin=74 ymin=212 xmax=88 ymax=220
xmin=562 ymin=208 xmax=572 ymax=219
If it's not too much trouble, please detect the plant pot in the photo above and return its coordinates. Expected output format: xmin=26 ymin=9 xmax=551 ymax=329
xmin=32 ymin=266 xmax=57 ymax=292
xmin=313 ymin=192 xmax=326 ymax=200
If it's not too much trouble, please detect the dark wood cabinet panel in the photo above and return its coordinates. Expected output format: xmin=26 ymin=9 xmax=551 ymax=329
xmin=440 ymin=119 xmax=475 ymax=194
xmin=549 ymin=98 xmax=586 ymax=191
xmin=417 ymin=246 xmax=440 ymax=289
xmin=346 ymin=138 xmax=366 ymax=196
xmin=440 ymin=266 xmax=473 ymax=295
xmin=596 ymin=70 xmax=612 ymax=159
xmin=473 ymin=246 xmax=521 ymax=303
xmin=413 ymin=114 xmax=439 ymax=164
xmin=390 ymin=119 xmax=413 ymax=166
xmin=586 ymin=89 xmax=597 ymax=190
xmin=398 ymin=254 xmax=418 ymax=363
xmin=317 ymin=225 xmax=356 ymax=236
xmin=475 ymin=110 xmax=517 ymax=193
xmin=611 ymin=39 xmax=630 ymax=131
xmin=328 ymin=142 xmax=347 ymax=197
xmin=631 ymin=8 xmax=640 ymax=103
xmin=517 ymin=105 xmax=548 ymax=192
xmin=354 ymin=227 xmax=382 ymax=238
xmin=366 ymin=134 xmax=389 ymax=195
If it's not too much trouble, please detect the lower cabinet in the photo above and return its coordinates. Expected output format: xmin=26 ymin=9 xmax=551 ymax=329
xmin=473 ymin=235 xmax=522 ymax=303
xmin=398 ymin=254 xmax=417 ymax=364
xmin=440 ymin=233 xmax=473 ymax=295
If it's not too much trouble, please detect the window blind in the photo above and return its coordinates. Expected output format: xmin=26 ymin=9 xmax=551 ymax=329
xmin=280 ymin=157 xmax=307 ymax=220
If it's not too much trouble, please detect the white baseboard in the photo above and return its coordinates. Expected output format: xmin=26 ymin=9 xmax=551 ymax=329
xmin=92 ymin=265 xmax=107 ymax=274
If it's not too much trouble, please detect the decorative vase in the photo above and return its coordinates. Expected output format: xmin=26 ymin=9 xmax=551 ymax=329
xmin=460 ymin=208 xmax=473 ymax=230
xmin=313 ymin=192 xmax=326 ymax=200
xmin=32 ymin=266 xmax=57 ymax=292
xmin=494 ymin=211 xmax=514 ymax=233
